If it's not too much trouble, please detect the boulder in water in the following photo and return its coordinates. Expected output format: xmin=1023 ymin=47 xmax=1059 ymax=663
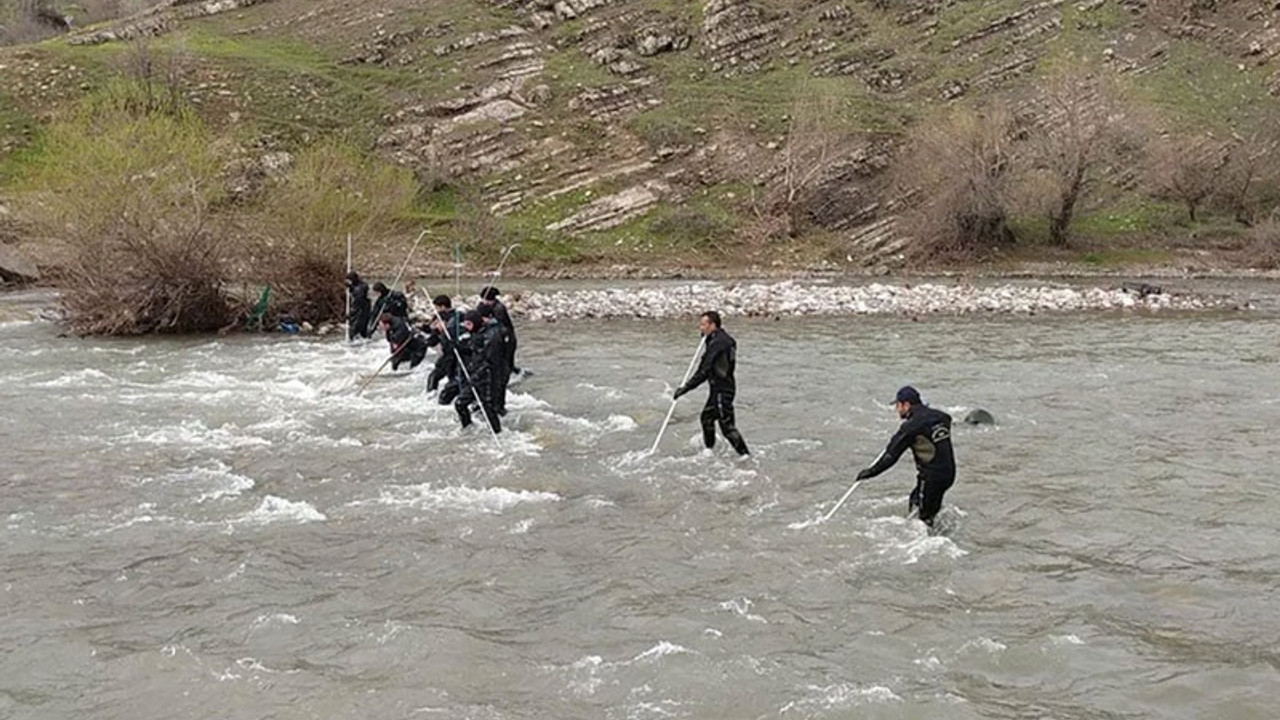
xmin=964 ymin=409 xmax=995 ymax=426
xmin=0 ymin=244 xmax=40 ymax=284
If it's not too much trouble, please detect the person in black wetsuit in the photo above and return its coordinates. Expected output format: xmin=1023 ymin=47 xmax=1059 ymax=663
xmin=479 ymin=286 xmax=519 ymax=376
xmin=452 ymin=311 xmax=503 ymax=433
xmin=378 ymin=312 xmax=428 ymax=371
xmin=673 ymin=311 xmax=750 ymax=456
xmin=346 ymin=272 xmax=372 ymax=340
xmin=855 ymin=386 xmax=956 ymax=526
xmin=425 ymin=294 xmax=461 ymax=398
xmin=369 ymin=282 xmax=411 ymax=334
xmin=475 ymin=303 xmax=509 ymax=416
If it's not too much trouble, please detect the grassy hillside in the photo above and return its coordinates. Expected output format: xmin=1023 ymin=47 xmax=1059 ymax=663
xmin=2 ymin=0 xmax=1279 ymax=277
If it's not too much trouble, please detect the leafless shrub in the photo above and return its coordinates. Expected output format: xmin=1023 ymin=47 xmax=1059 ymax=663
xmin=252 ymin=142 xmax=418 ymax=324
xmin=113 ymin=36 xmax=190 ymax=117
xmin=892 ymin=103 xmax=1017 ymax=261
xmin=12 ymin=108 xmax=237 ymax=334
xmin=1213 ymin=114 xmax=1280 ymax=226
xmin=1145 ymin=132 xmax=1227 ymax=222
xmin=1245 ymin=215 xmax=1280 ymax=269
xmin=1018 ymin=71 xmax=1123 ymax=245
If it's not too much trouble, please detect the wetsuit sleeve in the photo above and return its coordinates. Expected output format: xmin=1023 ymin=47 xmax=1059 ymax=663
xmin=861 ymin=418 xmax=919 ymax=480
xmin=682 ymin=336 xmax=721 ymax=391
xmin=495 ymin=304 xmax=515 ymax=335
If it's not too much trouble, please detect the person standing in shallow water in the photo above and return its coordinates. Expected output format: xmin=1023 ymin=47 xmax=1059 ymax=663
xmin=345 ymin=272 xmax=372 ymax=341
xmin=854 ymin=386 xmax=956 ymax=527
xmin=674 ymin=311 xmax=750 ymax=456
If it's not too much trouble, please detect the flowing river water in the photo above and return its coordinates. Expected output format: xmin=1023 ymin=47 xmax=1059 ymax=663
xmin=2 ymin=282 xmax=1279 ymax=719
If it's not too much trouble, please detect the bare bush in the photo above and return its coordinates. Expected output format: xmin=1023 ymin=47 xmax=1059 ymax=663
xmin=1244 ymin=216 xmax=1280 ymax=269
xmin=1018 ymin=72 xmax=1123 ymax=245
xmin=114 ymin=36 xmax=191 ymax=117
xmin=13 ymin=107 xmax=237 ymax=334
xmin=735 ymin=95 xmax=857 ymax=242
xmin=893 ymin=103 xmax=1017 ymax=261
xmin=1214 ymin=116 xmax=1280 ymax=226
xmin=253 ymin=142 xmax=418 ymax=324
xmin=1145 ymin=132 xmax=1226 ymax=222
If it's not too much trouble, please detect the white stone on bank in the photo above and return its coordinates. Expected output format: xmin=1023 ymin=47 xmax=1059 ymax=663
xmin=492 ymin=281 xmax=1225 ymax=321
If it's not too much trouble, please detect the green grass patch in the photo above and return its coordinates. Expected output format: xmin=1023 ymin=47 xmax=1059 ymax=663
xmin=543 ymin=46 xmax=619 ymax=89
xmin=0 ymin=90 xmax=42 ymax=182
xmin=1132 ymin=40 xmax=1272 ymax=131
xmin=1080 ymin=248 xmax=1173 ymax=266
xmin=644 ymin=57 xmax=902 ymax=137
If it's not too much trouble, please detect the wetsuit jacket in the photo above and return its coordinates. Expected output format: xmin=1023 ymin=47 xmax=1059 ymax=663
xmin=348 ymin=281 xmax=371 ymax=317
xmin=489 ymin=300 xmax=516 ymax=343
xmin=684 ymin=328 xmax=737 ymax=396
xmin=863 ymin=406 xmax=955 ymax=484
xmin=470 ymin=320 xmax=506 ymax=378
xmin=384 ymin=315 xmax=421 ymax=355
xmin=374 ymin=290 xmax=410 ymax=318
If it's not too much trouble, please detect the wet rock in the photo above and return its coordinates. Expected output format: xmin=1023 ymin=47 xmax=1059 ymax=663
xmin=0 ymin=244 xmax=40 ymax=284
xmin=964 ymin=409 xmax=996 ymax=425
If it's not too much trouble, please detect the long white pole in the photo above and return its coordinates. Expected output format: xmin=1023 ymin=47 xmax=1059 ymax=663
xmin=367 ymin=230 xmax=428 ymax=337
xmin=478 ymin=243 xmax=520 ymax=300
xmin=821 ymin=481 xmax=861 ymax=523
xmin=344 ymin=233 xmax=352 ymax=340
xmin=647 ymin=337 xmax=706 ymax=455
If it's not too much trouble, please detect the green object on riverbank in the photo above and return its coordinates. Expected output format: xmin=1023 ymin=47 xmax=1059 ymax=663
xmin=246 ymin=285 xmax=270 ymax=331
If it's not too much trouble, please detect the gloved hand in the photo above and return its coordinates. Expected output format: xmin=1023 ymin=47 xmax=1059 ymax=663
xmin=855 ymin=468 xmax=872 ymax=482
xmin=673 ymin=385 xmax=688 ymax=400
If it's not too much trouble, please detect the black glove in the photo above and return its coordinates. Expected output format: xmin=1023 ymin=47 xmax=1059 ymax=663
xmin=673 ymin=385 xmax=688 ymax=400
xmin=856 ymin=468 xmax=872 ymax=482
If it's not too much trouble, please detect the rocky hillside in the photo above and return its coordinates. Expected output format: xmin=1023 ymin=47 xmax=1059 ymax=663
xmin=2 ymin=0 xmax=1279 ymax=274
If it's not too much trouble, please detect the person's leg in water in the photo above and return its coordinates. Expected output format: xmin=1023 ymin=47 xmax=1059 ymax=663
xmin=506 ymin=334 xmax=519 ymax=375
xmin=439 ymin=381 xmax=459 ymax=406
xmin=916 ymin=476 xmax=954 ymax=527
xmin=699 ymin=398 xmax=718 ymax=450
xmin=454 ymin=394 xmax=473 ymax=429
xmin=713 ymin=391 xmax=749 ymax=456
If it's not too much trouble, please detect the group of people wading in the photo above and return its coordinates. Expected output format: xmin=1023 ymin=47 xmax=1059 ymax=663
xmin=344 ymin=273 xmax=956 ymax=527
xmin=345 ymin=272 xmax=519 ymax=435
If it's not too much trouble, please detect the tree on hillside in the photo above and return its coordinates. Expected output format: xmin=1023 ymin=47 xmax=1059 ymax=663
xmin=1146 ymin=132 xmax=1226 ymax=222
xmin=1019 ymin=71 xmax=1123 ymax=246
xmin=893 ymin=102 xmax=1017 ymax=261
xmin=745 ymin=94 xmax=857 ymax=241
xmin=1214 ymin=112 xmax=1280 ymax=226
xmin=254 ymin=142 xmax=418 ymax=324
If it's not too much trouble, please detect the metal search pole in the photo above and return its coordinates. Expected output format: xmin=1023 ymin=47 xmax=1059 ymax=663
xmin=647 ymin=337 xmax=706 ymax=455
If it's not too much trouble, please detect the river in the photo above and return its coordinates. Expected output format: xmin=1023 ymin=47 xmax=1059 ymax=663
xmin=2 ymin=284 xmax=1278 ymax=719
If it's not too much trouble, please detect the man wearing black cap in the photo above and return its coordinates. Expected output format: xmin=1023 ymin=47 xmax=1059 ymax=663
xmin=854 ymin=386 xmax=956 ymax=526
xmin=479 ymin=285 xmax=519 ymax=377
xmin=673 ymin=310 xmax=750 ymax=456
xmin=345 ymin=272 xmax=372 ymax=341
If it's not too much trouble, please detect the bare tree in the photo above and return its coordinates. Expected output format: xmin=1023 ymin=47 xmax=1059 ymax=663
xmin=1146 ymin=133 xmax=1226 ymax=222
xmin=1019 ymin=72 xmax=1122 ymax=246
xmin=893 ymin=102 xmax=1017 ymax=261
xmin=1215 ymin=115 xmax=1280 ymax=226
xmin=744 ymin=94 xmax=856 ymax=241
